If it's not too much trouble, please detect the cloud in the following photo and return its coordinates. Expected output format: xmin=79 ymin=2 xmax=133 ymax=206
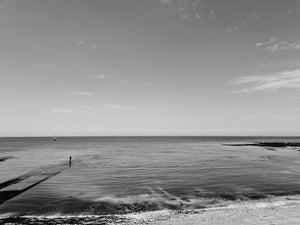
xmin=180 ymin=14 xmax=189 ymax=18
xmin=208 ymin=10 xmax=216 ymax=20
xmin=86 ymin=69 xmax=152 ymax=87
xmin=195 ymin=13 xmax=202 ymax=18
xmin=91 ymin=43 xmax=98 ymax=49
xmin=114 ymin=79 xmax=131 ymax=85
xmin=225 ymin=24 xmax=242 ymax=33
xmin=158 ymin=0 xmax=205 ymax=20
xmin=256 ymin=37 xmax=300 ymax=52
xmin=249 ymin=12 xmax=259 ymax=20
xmin=70 ymin=91 xmax=93 ymax=96
xmin=256 ymin=37 xmax=278 ymax=47
xmin=159 ymin=0 xmax=201 ymax=5
xmin=229 ymin=69 xmax=300 ymax=92
xmin=87 ymin=74 xmax=107 ymax=79
xmin=266 ymin=41 xmax=300 ymax=52
xmin=76 ymin=39 xmax=99 ymax=50
xmin=159 ymin=0 xmax=173 ymax=4
xmin=76 ymin=40 xmax=85 ymax=46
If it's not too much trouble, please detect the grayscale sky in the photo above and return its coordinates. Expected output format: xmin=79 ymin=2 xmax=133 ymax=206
xmin=1 ymin=0 xmax=300 ymax=136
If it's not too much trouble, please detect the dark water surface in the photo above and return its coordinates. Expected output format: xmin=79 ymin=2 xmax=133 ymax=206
xmin=0 ymin=136 xmax=300 ymax=216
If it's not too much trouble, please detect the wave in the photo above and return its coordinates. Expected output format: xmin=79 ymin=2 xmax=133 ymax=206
xmin=1 ymin=196 xmax=300 ymax=225
xmin=1 ymin=185 xmax=299 ymax=217
xmin=89 ymin=187 xmax=283 ymax=215
xmin=2 ymin=186 xmax=298 ymax=217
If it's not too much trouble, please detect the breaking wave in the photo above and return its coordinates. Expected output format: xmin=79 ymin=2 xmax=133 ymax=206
xmin=89 ymin=187 xmax=280 ymax=215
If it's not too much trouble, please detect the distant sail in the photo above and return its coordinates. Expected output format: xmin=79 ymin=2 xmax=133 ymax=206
xmin=54 ymin=134 xmax=57 ymax=141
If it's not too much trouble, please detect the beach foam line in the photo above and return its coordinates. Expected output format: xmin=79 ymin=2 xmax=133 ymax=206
xmin=1 ymin=198 xmax=300 ymax=225
xmin=1 ymin=195 xmax=299 ymax=219
xmin=123 ymin=195 xmax=300 ymax=221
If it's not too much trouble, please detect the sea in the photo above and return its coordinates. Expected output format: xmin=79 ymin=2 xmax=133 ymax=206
xmin=0 ymin=136 xmax=300 ymax=224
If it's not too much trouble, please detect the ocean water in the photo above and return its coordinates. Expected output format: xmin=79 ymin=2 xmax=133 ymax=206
xmin=0 ymin=136 xmax=300 ymax=217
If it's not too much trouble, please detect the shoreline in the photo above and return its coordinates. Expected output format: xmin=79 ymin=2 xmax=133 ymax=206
xmin=1 ymin=195 xmax=300 ymax=224
xmin=126 ymin=195 xmax=300 ymax=224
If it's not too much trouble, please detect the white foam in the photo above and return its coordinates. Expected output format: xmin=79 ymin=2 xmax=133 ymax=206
xmin=124 ymin=195 xmax=300 ymax=221
xmin=0 ymin=213 xmax=15 ymax=218
xmin=1 ymin=195 xmax=300 ymax=221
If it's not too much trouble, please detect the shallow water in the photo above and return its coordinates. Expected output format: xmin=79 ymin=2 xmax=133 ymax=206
xmin=0 ymin=136 xmax=300 ymax=216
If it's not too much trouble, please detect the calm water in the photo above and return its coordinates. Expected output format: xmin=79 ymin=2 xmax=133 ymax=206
xmin=0 ymin=136 xmax=300 ymax=216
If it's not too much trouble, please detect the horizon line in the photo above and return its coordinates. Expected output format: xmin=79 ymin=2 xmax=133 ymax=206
xmin=1 ymin=135 xmax=300 ymax=138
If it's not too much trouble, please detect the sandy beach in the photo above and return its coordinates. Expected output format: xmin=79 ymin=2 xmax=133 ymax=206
xmin=124 ymin=196 xmax=300 ymax=225
xmin=151 ymin=202 xmax=300 ymax=225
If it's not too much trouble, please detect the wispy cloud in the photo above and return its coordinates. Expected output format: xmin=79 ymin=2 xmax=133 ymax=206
xmin=256 ymin=37 xmax=300 ymax=52
xmin=159 ymin=0 xmax=173 ymax=4
xmin=159 ymin=0 xmax=200 ymax=5
xmin=161 ymin=54 xmax=180 ymax=64
xmin=143 ymin=81 xmax=152 ymax=86
xmin=75 ymin=38 xmax=103 ymax=50
xmin=70 ymin=91 xmax=93 ymax=96
xmin=249 ymin=12 xmax=259 ymax=20
xmin=87 ymin=74 xmax=107 ymax=79
xmin=208 ymin=10 xmax=216 ymax=20
xmin=229 ymin=69 xmax=300 ymax=92
xmin=256 ymin=37 xmax=278 ymax=47
xmin=86 ymin=69 xmax=153 ymax=87
xmin=76 ymin=39 xmax=101 ymax=50
xmin=114 ymin=79 xmax=131 ymax=85
xmin=158 ymin=0 xmax=205 ymax=21
xmin=225 ymin=24 xmax=242 ymax=33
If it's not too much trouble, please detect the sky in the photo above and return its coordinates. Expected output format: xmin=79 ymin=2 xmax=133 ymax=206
xmin=1 ymin=0 xmax=300 ymax=136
